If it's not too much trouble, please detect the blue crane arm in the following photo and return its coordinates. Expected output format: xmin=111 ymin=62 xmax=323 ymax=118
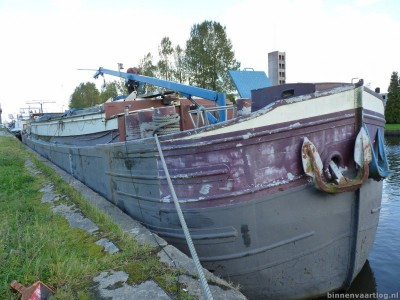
xmin=94 ymin=67 xmax=226 ymax=123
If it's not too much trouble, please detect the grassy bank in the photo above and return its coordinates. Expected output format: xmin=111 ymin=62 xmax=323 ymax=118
xmin=0 ymin=134 xmax=189 ymax=299
xmin=385 ymin=124 xmax=400 ymax=130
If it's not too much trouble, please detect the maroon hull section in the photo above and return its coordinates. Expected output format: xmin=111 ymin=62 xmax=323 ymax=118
xmin=154 ymin=110 xmax=358 ymax=208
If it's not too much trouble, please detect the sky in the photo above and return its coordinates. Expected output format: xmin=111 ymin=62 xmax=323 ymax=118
xmin=0 ymin=0 xmax=399 ymax=121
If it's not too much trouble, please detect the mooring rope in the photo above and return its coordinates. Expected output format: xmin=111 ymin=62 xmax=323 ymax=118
xmin=154 ymin=134 xmax=214 ymax=300
xmin=152 ymin=114 xmax=180 ymax=136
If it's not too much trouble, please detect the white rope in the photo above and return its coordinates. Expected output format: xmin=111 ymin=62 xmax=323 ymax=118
xmin=154 ymin=134 xmax=214 ymax=300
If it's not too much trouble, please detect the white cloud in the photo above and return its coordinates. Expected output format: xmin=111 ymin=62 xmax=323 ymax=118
xmin=0 ymin=0 xmax=399 ymax=120
xmin=224 ymin=0 xmax=400 ymax=90
xmin=355 ymin=0 xmax=382 ymax=6
xmin=51 ymin=0 xmax=83 ymax=11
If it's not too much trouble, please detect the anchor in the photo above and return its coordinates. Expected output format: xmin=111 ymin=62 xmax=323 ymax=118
xmin=301 ymin=127 xmax=372 ymax=193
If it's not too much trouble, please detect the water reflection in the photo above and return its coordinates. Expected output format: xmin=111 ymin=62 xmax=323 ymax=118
xmin=318 ymin=261 xmax=377 ymax=299
xmin=366 ymin=137 xmax=400 ymax=294
xmin=384 ymin=137 xmax=400 ymax=182
xmin=320 ymin=137 xmax=400 ymax=298
xmin=347 ymin=260 xmax=377 ymax=295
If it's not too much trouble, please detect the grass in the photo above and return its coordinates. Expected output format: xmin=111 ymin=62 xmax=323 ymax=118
xmin=385 ymin=124 xmax=400 ymax=130
xmin=0 ymin=134 xmax=193 ymax=299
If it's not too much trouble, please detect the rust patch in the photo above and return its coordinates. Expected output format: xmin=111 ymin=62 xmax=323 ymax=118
xmin=302 ymin=137 xmax=370 ymax=194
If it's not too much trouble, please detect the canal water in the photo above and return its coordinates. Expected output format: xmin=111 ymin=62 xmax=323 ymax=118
xmin=347 ymin=137 xmax=400 ymax=297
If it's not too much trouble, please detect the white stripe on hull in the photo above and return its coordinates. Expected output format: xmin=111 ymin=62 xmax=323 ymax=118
xmin=181 ymin=87 xmax=384 ymax=140
xmin=30 ymin=113 xmax=118 ymax=137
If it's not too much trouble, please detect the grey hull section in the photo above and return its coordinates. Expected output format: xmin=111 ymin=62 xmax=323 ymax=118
xmin=189 ymin=181 xmax=382 ymax=299
xmin=23 ymin=135 xmax=382 ymax=299
xmin=22 ymin=104 xmax=384 ymax=299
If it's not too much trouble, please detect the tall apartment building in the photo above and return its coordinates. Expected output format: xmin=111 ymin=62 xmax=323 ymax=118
xmin=268 ymin=51 xmax=286 ymax=85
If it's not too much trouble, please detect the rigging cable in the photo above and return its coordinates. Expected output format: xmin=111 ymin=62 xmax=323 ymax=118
xmin=123 ymin=139 xmax=182 ymax=298
xmin=154 ymin=134 xmax=214 ymax=300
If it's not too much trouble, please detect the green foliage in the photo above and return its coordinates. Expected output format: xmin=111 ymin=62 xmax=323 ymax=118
xmin=69 ymin=20 xmax=241 ymax=100
xmin=184 ymin=20 xmax=240 ymax=93
xmin=136 ymin=20 xmax=240 ymax=94
xmin=173 ymin=45 xmax=186 ymax=83
xmin=139 ymin=53 xmax=157 ymax=77
xmin=100 ymin=81 xmax=119 ymax=103
xmin=139 ymin=53 xmax=158 ymax=94
xmin=69 ymin=82 xmax=100 ymax=109
xmin=115 ymin=79 xmax=128 ymax=95
xmin=155 ymin=37 xmax=187 ymax=85
xmin=385 ymin=71 xmax=400 ymax=124
xmin=385 ymin=124 xmax=400 ymax=130
xmin=157 ymin=37 xmax=174 ymax=81
xmin=70 ymin=80 xmax=128 ymax=108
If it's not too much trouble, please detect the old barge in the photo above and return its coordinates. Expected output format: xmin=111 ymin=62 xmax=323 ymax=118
xmin=22 ymin=68 xmax=388 ymax=299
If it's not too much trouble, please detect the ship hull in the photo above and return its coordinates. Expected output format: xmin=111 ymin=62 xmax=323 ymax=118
xmin=22 ymin=85 xmax=385 ymax=299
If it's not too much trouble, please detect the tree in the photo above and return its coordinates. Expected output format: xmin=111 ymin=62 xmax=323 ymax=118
xmin=69 ymin=82 xmax=100 ymax=109
xmin=157 ymin=37 xmax=174 ymax=81
xmin=385 ymin=71 xmax=400 ymax=124
xmin=100 ymin=81 xmax=120 ymax=103
xmin=138 ymin=52 xmax=158 ymax=93
xmin=173 ymin=44 xmax=186 ymax=84
xmin=115 ymin=80 xmax=128 ymax=95
xmin=156 ymin=37 xmax=187 ymax=84
xmin=184 ymin=20 xmax=240 ymax=93
xmin=134 ymin=21 xmax=239 ymax=94
xmin=139 ymin=52 xmax=157 ymax=77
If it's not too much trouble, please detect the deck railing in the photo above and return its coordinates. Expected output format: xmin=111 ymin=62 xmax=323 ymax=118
xmin=188 ymin=105 xmax=237 ymax=128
